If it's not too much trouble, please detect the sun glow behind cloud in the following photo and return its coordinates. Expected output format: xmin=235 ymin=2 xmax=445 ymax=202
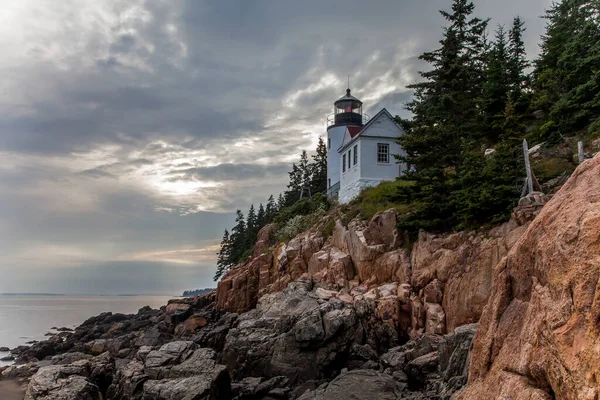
xmin=0 ymin=0 xmax=553 ymax=293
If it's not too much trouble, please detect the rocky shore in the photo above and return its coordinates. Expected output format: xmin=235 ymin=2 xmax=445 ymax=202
xmin=1 ymin=154 xmax=598 ymax=399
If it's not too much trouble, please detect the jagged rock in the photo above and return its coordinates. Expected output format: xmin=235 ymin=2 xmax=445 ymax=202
xmin=50 ymin=352 xmax=93 ymax=365
xmin=254 ymin=223 xmax=276 ymax=257
xmin=25 ymin=352 xmax=115 ymax=400
xmin=191 ymin=313 xmax=238 ymax=352
xmin=364 ymin=209 xmax=401 ymax=250
xmin=223 ymin=280 xmax=363 ymax=384
xmin=424 ymin=303 xmax=445 ymax=335
xmin=174 ymin=313 xmax=207 ymax=336
xmin=106 ymin=360 xmax=146 ymax=400
xmin=25 ymin=364 xmax=100 ymax=400
xmin=297 ymin=369 xmax=403 ymax=400
xmin=144 ymin=341 xmax=198 ymax=379
xmin=423 ymin=279 xmax=443 ymax=304
xmin=459 ymin=154 xmax=600 ymax=399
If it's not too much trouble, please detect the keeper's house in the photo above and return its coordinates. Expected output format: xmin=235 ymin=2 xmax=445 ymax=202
xmin=325 ymin=88 xmax=406 ymax=203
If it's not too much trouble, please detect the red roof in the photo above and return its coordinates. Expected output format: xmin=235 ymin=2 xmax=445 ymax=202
xmin=347 ymin=126 xmax=362 ymax=138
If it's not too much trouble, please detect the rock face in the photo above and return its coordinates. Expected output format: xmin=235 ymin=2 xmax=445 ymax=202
xmin=222 ymin=278 xmax=363 ymax=383
xmin=216 ymin=203 xmax=535 ymax=342
xmin=297 ymin=370 xmax=402 ymax=400
xmin=459 ymin=154 xmax=600 ymax=400
xmin=4 ymin=169 xmax=571 ymax=400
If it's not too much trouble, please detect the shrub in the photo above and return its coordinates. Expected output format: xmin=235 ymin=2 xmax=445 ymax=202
xmin=352 ymin=180 xmax=414 ymax=221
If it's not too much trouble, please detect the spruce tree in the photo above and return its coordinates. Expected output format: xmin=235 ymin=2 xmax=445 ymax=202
xmin=298 ymin=150 xmax=311 ymax=190
xmin=508 ymin=16 xmax=530 ymax=99
xmin=214 ymin=230 xmax=232 ymax=281
xmin=480 ymin=25 xmax=512 ymax=143
xmin=277 ymin=193 xmax=285 ymax=210
xmin=310 ymin=137 xmax=328 ymax=194
xmin=229 ymin=210 xmax=246 ymax=264
xmin=396 ymin=0 xmax=488 ymax=233
xmin=245 ymin=204 xmax=257 ymax=249
xmin=284 ymin=163 xmax=302 ymax=206
xmin=533 ymin=0 xmax=600 ymax=140
xmin=257 ymin=203 xmax=266 ymax=229
xmin=265 ymin=195 xmax=277 ymax=222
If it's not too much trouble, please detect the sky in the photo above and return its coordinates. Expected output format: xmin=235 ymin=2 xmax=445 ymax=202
xmin=0 ymin=0 xmax=553 ymax=295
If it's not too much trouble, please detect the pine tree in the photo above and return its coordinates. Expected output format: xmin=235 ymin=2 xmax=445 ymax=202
xmin=508 ymin=16 xmax=530 ymax=99
xmin=298 ymin=150 xmax=311 ymax=190
xmin=284 ymin=163 xmax=302 ymax=206
xmin=265 ymin=195 xmax=277 ymax=222
xmin=229 ymin=210 xmax=246 ymax=264
xmin=257 ymin=203 xmax=266 ymax=229
xmin=310 ymin=137 xmax=328 ymax=194
xmin=245 ymin=204 xmax=257 ymax=249
xmin=533 ymin=0 xmax=600 ymax=140
xmin=396 ymin=0 xmax=488 ymax=233
xmin=214 ymin=230 xmax=232 ymax=281
xmin=480 ymin=25 xmax=512 ymax=143
xmin=277 ymin=193 xmax=285 ymax=210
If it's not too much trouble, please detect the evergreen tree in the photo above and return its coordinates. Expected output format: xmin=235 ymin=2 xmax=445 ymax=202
xmin=277 ymin=193 xmax=285 ymax=210
xmin=229 ymin=210 xmax=246 ymax=264
xmin=396 ymin=0 xmax=488 ymax=233
xmin=480 ymin=25 xmax=512 ymax=143
xmin=507 ymin=16 xmax=530 ymax=99
xmin=533 ymin=0 xmax=600 ymax=140
xmin=310 ymin=137 xmax=328 ymax=194
xmin=298 ymin=150 xmax=311 ymax=190
xmin=245 ymin=204 xmax=258 ymax=248
xmin=265 ymin=195 xmax=277 ymax=222
xmin=214 ymin=230 xmax=232 ymax=281
xmin=284 ymin=163 xmax=302 ymax=206
xmin=257 ymin=203 xmax=266 ymax=228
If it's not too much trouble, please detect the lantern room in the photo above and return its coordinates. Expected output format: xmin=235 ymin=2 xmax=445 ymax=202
xmin=327 ymin=88 xmax=366 ymax=129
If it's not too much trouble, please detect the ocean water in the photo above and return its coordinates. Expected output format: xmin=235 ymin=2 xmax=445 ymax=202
xmin=0 ymin=295 xmax=174 ymax=367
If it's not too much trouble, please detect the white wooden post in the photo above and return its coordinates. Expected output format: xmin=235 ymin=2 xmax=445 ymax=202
xmin=523 ymin=139 xmax=534 ymax=195
xmin=578 ymin=141 xmax=584 ymax=164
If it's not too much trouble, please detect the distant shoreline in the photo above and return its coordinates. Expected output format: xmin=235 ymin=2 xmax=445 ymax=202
xmin=0 ymin=293 xmax=179 ymax=297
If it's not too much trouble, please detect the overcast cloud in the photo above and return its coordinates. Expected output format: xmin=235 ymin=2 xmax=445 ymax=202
xmin=0 ymin=0 xmax=552 ymax=295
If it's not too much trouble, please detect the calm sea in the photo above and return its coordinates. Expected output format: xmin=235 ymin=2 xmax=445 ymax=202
xmin=0 ymin=295 xmax=174 ymax=367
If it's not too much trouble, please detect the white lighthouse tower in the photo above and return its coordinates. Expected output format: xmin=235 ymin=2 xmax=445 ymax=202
xmin=326 ymin=88 xmax=367 ymax=198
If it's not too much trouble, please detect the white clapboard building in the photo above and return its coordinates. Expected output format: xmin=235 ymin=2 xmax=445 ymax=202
xmin=325 ymin=88 xmax=405 ymax=203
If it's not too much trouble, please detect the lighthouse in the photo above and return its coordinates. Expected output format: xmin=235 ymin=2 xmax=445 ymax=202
xmin=326 ymin=88 xmax=367 ymax=198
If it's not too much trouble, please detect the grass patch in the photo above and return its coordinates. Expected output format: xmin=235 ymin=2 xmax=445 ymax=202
xmin=350 ymin=180 xmax=414 ymax=221
xmin=532 ymin=157 xmax=576 ymax=182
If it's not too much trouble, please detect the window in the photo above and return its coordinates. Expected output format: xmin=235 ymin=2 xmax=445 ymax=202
xmin=327 ymin=137 xmax=331 ymax=149
xmin=377 ymin=143 xmax=390 ymax=163
xmin=353 ymin=145 xmax=358 ymax=165
xmin=342 ymin=154 xmax=346 ymax=173
xmin=348 ymin=149 xmax=352 ymax=169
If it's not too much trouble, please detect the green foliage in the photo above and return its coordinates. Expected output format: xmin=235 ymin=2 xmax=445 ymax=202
xmin=533 ymin=0 xmax=600 ymax=141
xmin=321 ymin=218 xmax=336 ymax=240
xmin=274 ymin=194 xmax=330 ymax=225
xmin=532 ymin=157 xmax=576 ymax=181
xmin=274 ymin=207 xmax=327 ymax=244
xmin=351 ymin=180 xmax=413 ymax=221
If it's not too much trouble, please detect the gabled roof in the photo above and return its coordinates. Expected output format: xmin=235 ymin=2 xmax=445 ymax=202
xmin=347 ymin=126 xmax=362 ymax=138
xmin=338 ymin=108 xmax=402 ymax=153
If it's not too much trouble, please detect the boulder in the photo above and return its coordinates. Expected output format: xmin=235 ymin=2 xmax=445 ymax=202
xmin=297 ymin=369 xmax=402 ymax=400
xmin=222 ymin=280 xmax=363 ymax=384
xmin=460 ymin=154 xmax=600 ymax=399
xmin=25 ymin=365 xmax=100 ymax=400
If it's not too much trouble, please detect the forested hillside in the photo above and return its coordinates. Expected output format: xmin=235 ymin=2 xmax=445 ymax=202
xmin=214 ymin=0 xmax=600 ymax=280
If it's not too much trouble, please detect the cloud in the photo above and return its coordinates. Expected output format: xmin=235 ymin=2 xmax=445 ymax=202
xmin=0 ymin=0 xmax=555 ymax=294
